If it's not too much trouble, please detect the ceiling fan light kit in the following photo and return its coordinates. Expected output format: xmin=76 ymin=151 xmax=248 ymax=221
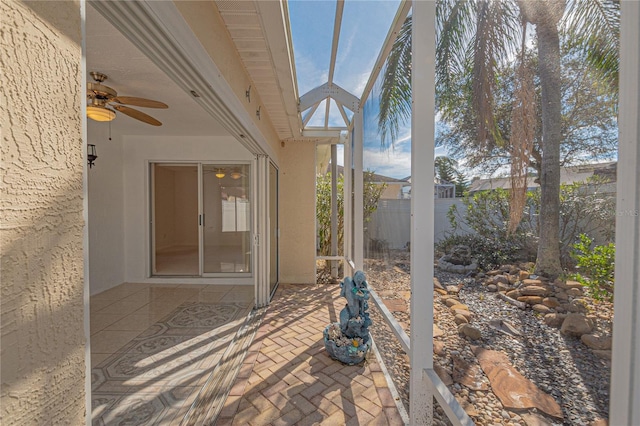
xmin=87 ymin=105 xmax=116 ymax=122
xmin=86 ymin=71 xmax=168 ymax=126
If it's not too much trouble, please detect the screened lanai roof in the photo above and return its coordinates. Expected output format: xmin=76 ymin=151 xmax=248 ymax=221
xmin=288 ymin=0 xmax=403 ymax=129
xmin=215 ymin=0 xmax=410 ymax=139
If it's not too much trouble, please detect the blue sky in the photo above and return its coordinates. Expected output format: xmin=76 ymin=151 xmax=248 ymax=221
xmin=288 ymin=0 xmax=444 ymax=179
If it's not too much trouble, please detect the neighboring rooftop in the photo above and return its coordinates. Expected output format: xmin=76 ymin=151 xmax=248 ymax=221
xmin=469 ymin=162 xmax=617 ymax=193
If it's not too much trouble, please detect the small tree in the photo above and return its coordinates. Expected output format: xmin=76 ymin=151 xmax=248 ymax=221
xmin=316 ymin=171 xmax=386 ymax=257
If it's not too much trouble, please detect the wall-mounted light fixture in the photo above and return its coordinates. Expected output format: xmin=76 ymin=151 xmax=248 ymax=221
xmin=245 ymin=85 xmax=251 ymax=102
xmin=88 ymin=144 xmax=98 ymax=168
xmin=256 ymin=106 xmax=261 ymax=120
xmin=215 ymin=168 xmax=226 ymax=179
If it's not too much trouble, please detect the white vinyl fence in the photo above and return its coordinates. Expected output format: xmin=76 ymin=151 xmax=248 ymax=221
xmin=366 ymin=198 xmax=474 ymax=250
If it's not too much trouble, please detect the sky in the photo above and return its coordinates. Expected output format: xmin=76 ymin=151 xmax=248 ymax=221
xmin=288 ymin=0 xmax=446 ymax=179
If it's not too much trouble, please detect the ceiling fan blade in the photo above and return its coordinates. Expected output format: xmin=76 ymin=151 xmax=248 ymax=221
xmin=113 ymin=105 xmax=162 ymax=126
xmin=112 ymin=96 xmax=168 ymax=109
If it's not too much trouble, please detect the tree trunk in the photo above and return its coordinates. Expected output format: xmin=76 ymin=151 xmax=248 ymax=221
xmin=534 ymin=18 xmax=563 ymax=277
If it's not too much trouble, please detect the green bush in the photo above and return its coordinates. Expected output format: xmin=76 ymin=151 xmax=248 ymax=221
xmin=436 ymin=233 xmax=525 ymax=271
xmin=316 ymin=171 xmax=385 ymax=256
xmin=570 ymin=234 xmax=615 ymax=301
xmin=448 ymin=178 xmax=616 ymax=267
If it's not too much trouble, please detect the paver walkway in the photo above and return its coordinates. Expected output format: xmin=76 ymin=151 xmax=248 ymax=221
xmin=217 ymin=284 xmax=405 ymax=426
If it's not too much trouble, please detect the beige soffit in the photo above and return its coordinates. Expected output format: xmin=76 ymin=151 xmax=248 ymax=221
xmin=215 ymin=0 xmax=302 ymax=140
xmin=90 ymin=0 xmax=276 ymax=158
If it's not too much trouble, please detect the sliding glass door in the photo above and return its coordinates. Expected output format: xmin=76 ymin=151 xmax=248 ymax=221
xmin=151 ymin=164 xmax=199 ymax=276
xmin=202 ymin=164 xmax=251 ymax=274
xmin=150 ymin=162 xmax=251 ymax=277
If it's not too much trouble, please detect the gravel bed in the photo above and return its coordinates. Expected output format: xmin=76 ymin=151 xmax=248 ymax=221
xmin=360 ymin=251 xmax=612 ymax=426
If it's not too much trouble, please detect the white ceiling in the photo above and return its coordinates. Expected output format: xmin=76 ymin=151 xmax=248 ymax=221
xmin=86 ymin=5 xmax=230 ymax=138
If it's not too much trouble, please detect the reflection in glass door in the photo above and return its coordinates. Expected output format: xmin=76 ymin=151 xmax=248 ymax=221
xmin=151 ymin=164 xmax=199 ymax=276
xmin=202 ymin=164 xmax=251 ymax=274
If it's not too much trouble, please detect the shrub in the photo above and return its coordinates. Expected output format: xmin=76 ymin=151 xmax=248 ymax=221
xmin=448 ymin=177 xmax=616 ymax=267
xmin=436 ymin=233 xmax=525 ymax=271
xmin=570 ymin=233 xmax=615 ymax=301
xmin=316 ymin=171 xmax=386 ymax=256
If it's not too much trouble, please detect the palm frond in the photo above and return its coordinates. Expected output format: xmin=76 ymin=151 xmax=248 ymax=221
xmin=562 ymin=0 xmax=619 ymax=90
xmin=436 ymin=0 xmax=477 ymax=108
xmin=378 ymin=15 xmax=412 ymax=148
xmin=472 ymin=0 xmax=522 ymax=148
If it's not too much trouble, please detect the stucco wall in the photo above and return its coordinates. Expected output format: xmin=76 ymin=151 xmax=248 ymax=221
xmin=279 ymin=141 xmax=316 ymax=284
xmin=0 ymin=0 xmax=85 ymax=423
xmin=88 ymin=126 xmax=125 ymax=295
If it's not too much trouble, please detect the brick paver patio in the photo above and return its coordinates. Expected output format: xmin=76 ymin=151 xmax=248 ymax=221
xmin=216 ymin=284 xmax=405 ymax=425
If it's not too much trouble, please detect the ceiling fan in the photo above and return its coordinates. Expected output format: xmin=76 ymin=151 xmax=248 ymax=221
xmin=86 ymin=71 xmax=168 ymax=126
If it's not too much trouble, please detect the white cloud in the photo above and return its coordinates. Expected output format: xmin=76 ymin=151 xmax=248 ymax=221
xmin=364 ymin=147 xmax=411 ymax=178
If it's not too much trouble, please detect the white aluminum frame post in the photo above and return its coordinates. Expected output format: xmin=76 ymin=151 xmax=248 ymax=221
xmin=610 ymin=1 xmax=640 ymax=424
xmin=410 ymin=1 xmax=436 ymax=424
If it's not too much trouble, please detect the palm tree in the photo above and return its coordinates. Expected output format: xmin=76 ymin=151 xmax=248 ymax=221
xmin=379 ymin=0 xmax=619 ymax=277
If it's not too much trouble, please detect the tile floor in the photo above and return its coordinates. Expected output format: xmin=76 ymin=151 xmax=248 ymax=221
xmin=90 ymin=283 xmax=255 ymax=425
xmin=89 ymin=283 xmax=405 ymax=425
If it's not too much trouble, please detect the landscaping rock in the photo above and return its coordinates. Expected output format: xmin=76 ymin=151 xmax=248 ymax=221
xmin=581 ymin=334 xmax=612 ymax=350
xmin=568 ymin=298 xmax=589 ymax=313
xmin=592 ymin=350 xmax=612 ymax=360
xmin=565 ymin=280 xmax=584 ymax=289
xmin=542 ymin=297 xmax=560 ymax=308
xmin=532 ymin=304 xmax=552 ymax=314
xmin=522 ymin=279 xmax=545 ymax=287
xmin=434 ymin=364 xmax=454 ymax=385
xmin=567 ymin=287 xmax=584 ymax=297
xmin=486 ymin=284 xmax=498 ymax=292
xmin=449 ymin=303 xmax=470 ymax=311
xmin=506 ymin=289 xmax=522 ymax=299
xmin=491 ymin=275 xmax=510 ymax=285
xmin=520 ymin=286 xmax=551 ymax=297
xmin=433 ymin=277 xmax=444 ymax=290
xmin=433 ymin=324 xmax=444 ymax=338
xmin=433 ymin=340 xmax=445 ymax=356
xmin=544 ymin=313 xmax=567 ymax=328
xmin=522 ymin=413 xmax=553 ymax=426
xmin=452 ymin=354 xmax=490 ymax=390
xmin=452 ymin=309 xmax=474 ymax=321
xmin=473 ymin=347 xmax=564 ymax=420
xmin=497 ymin=282 xmax=511 ymax=292
xmin=518 ymin=296 xmax=544 ymax=305
xmin=458 ymin=324 xmax=482 ymax=340
xmin=519 ymin=270 xmax=530 ymax=281
xmin=561 ymin=313 xmax=593 ymax=337
xmin=454 ymin=314 xmax=469 ymax=325
xmin=446 ymin=285 xmax=461 ymax=294
xmin=444 ymin=297 xmax=460 ymax=307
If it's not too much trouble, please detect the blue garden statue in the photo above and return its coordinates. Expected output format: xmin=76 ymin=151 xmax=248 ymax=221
xmin=323 ymin=270 xmax=372 ymax=364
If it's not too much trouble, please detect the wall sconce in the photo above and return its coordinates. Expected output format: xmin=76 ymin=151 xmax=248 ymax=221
xmin=215 ymin=168 xmax=226 ymax=179
xmin=230 ymin=169 xmax=243 ymax=180
xmin=87 ymin=144 xmax=97 ymax=168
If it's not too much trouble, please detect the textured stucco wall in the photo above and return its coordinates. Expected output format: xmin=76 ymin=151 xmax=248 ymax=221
xmin=279 ymin=141 xmax=316 ymax=284
xmin=1 ymin=1 xmax=85 ymax=424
